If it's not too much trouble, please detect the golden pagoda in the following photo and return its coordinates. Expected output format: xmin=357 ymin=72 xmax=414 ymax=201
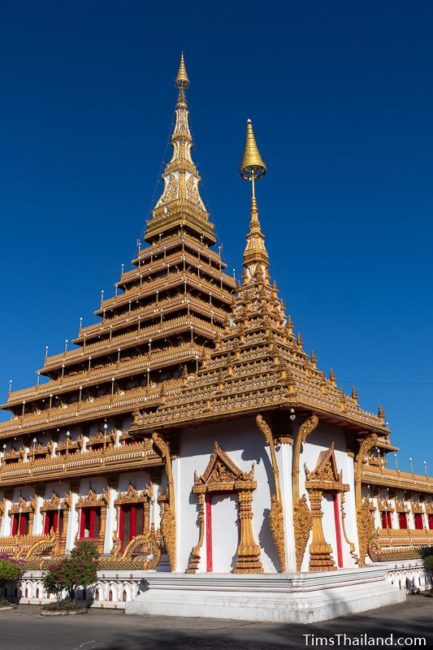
xmin=0 ymin=56 xmax=432 ymax=606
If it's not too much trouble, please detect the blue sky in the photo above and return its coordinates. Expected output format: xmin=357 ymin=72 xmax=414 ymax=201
xmin=1 ymin=1 xmax=432 ymax=473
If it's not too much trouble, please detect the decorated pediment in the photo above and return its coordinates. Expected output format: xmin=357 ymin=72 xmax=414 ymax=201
xmin=192 ymin=442 xmax=255 ymax=493
xmin=114 ymin=483 xmax=153 ymax=505
xmin=40 ymin=490 xmax=66 ymax=512
xmin=77 ymin=487 xmax=109 ymax=508
xmin=9 ymin=495 xmax=34 ymax=514
xmin=305 ymin=444 xmax=349 ymax=492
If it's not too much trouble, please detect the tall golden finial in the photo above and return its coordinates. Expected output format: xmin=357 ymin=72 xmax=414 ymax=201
xmin=240 ymin=120 xmax=267 ymax=181
xmin=175 ymin=52 xmax=189 ymax=88
xmin=240 ymin=119 xmax=269 ymax=283
xmin=146 ymin=53 xmax=215 ymax=244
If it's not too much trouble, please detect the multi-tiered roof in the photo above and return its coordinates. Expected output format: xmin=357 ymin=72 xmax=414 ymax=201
xmin=1 ymin=55 xmax=388 ymax=450
xmin=0 ymin=54 xmax=235 ymax=443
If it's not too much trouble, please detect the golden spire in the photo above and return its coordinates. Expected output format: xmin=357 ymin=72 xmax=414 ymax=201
xmin=145 ymin=54 xmax=215 ymax=244
xmin=175 ymin=52 xmax=190 ymax=88
xmin=240 ymin=119 xmax=266 ymax=180
xmin=240 ymin=120 xmax=269 ymax=283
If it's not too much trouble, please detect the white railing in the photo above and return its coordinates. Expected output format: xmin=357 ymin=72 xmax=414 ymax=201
xmin=385 ymin=559 xmax=432 ymax=592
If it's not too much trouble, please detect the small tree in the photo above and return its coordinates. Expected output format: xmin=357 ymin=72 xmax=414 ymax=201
xmin=43 ymin=542 xmax=99 ymax=601
xmin=42 ymin=563 xmax=66 ymax=603
xmin=421 ymin=547 xmax=433 ymax=590
xmin=0 ymin=559 xmax=23 ymax=601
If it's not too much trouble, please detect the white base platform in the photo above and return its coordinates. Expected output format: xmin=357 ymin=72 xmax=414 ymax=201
xmin=125 ymin=565 xmax=406 ymax=623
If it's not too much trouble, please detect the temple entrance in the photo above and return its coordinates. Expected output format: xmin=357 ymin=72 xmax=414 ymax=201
xmin=187 ymin=442 xmax=263 ymax=574
xmin=207 ymin=493 xmax=238 ymax=573
xmin=322 ymin=492 xmax=344 ymax=568
xmin=305 ymin=444 xmax=349 ymax=571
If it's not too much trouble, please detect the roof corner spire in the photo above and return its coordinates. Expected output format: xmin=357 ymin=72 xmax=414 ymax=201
xmin=240 ymin=119 xmax=269 ymax=284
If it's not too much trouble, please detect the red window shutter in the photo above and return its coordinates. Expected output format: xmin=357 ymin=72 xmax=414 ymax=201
xmin=11 ymin=514 xmax=18 ymax=536
xmin=79 ymin=510 xmax=86 ymax=539
xmin=118 ymin=506 xmax=124 ymax=551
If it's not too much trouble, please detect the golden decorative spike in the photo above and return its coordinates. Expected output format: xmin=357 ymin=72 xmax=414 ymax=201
xmin=285 ymin=315 xmax=294 ymax=335
xmin=329 ymin=368 xmax=336 ymax=384
xmin=351 ymin=385 xmax=359 ymax=402
xmin=311 ymin=350 xmax=317 ymax=365
xmin=240 ymin=120 xmax=269 ymax=284
xmin=240 ymin=120 xmax=266 ymax=180
xmin=377 ymin=404 xmax=385 ymax=419
xmin=175 ymin=52 xmax=190 ymax=88
xmin=297 ymin=332 xmax=303 ymax=347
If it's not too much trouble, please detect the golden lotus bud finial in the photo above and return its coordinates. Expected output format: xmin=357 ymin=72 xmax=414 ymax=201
xmin=240 ymin=119 xmax=266 ymax=180
xmin=175 ymin=52 xmax=190 ymax=89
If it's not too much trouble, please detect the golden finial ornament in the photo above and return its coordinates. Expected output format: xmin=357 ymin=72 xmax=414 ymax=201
xmin=175 ymin=52 xmax=190 ymax=88
xmin=240 ymin=119 xmax=269 ymax=283
xmin=240 ymin=120 xmax=266 ymax=181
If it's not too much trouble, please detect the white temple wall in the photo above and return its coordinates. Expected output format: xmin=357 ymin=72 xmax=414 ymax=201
xmin=79 ymin=476 xmax=107 ymax=497
xmin=211 ymin=493 xmax=238 ymax=572
xmin=176 ymin=417 xmax=279 ymax=574
xmin=341 ymin=456 xmax=359 ymax=565
xmin=43 ymin=481 xmax=69 ymax=500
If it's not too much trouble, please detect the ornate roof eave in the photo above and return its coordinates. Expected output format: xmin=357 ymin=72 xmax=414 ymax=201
xmin=129 ymin=231 xmax=230 ymax=269
xmin=129 ymin=391 xmax=390 ymax=437
xmin=362 ymin=466 xmax=433 ymax=494
xmin=145 ymin=205 xmax=217 ymax=245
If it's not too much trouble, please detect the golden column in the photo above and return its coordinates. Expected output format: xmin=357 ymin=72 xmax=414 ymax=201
xmin=308 ymin=489 xmax=336 ymax=571
xmin=234 ymin=490 xmax=263 ymax=573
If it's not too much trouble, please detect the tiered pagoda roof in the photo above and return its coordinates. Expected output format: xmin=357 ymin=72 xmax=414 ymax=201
xmin=131 ymin=119 xmax=388 ymax=436
xmin=0 ymin=54 xmax=235 ymax=440
xmin=1 ymin=55 xmax=388 ymax=449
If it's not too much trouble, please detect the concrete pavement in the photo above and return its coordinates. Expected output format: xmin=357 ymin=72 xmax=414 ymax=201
xmin=0 ymin=593 xmax=431 ymax=650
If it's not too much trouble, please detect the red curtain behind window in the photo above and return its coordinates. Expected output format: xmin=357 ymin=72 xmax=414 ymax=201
xmin=19 ymin=513 xmax=28 ymax=535
xmin=414 ymin=513 xmax=424 ymax=530
xmin=381 ymin=511 xmax=392 ymax=529
xmin=11 ymin=514 xmax=18 ymax=536
xmin=398 ymin=512 xmax=408 ymax=529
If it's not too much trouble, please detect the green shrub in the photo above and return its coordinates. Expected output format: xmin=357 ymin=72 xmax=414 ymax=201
xmin=43 ymin=542 xmax=99 ymax=601
xmin=41 ymin=598 xmax=87 ymax=612
xmin=424 ymin=555 xmax=433 ymax=572
xmin=0 ymin=559 xmax=23 ymax=603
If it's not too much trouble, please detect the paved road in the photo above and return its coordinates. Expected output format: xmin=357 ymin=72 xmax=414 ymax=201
xmin=0 ymin=594 xmax=432 ymax=650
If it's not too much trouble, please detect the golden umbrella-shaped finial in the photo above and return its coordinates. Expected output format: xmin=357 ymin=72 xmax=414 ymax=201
xmin=240 ymin=119 xmax=266 ymax=181
xmin=175 ymin=52 xmax=190 ymax=89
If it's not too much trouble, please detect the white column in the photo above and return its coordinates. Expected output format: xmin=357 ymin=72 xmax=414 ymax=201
xmin=1 ymin=499 xmax=12 ymax=536
xmin=277 ymin=442 xmax=295 ymax=572
xmin=104 ymin=487 xmax=117 ymax=554
xmin=32 ymin=496 xmax=44 ymax=535
xmin=66 ymin=492 xmax=79 ymax=551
